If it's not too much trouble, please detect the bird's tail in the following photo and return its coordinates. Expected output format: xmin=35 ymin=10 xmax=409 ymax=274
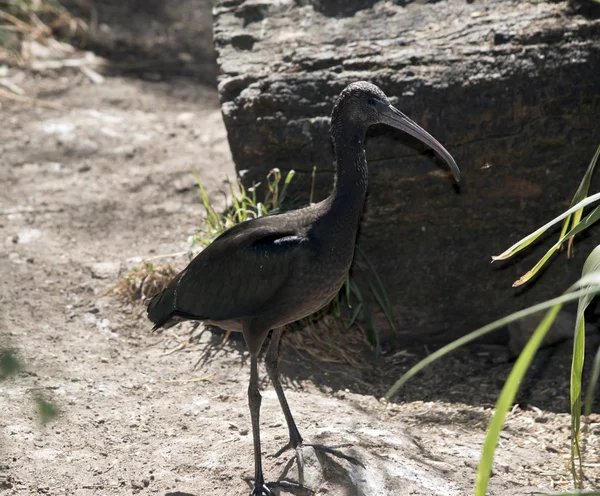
xmin=146 ymin=282 xmax=178 ymax=331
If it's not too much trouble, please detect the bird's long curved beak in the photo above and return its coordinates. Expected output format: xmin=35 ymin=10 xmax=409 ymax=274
xmin=382 ymin=105 xmax=460 ymax=182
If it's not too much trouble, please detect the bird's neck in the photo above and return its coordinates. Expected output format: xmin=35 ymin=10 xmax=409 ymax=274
xmin=330 ymin=124 xmax=369 ymax=214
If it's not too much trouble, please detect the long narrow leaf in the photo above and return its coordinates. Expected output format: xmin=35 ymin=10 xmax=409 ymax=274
xmin=355 ymin=246 xmax=397 ymax=334
xmin=564 ymin=144 xmax=600 ymax=256
xmin=475 ymin=305 xmax=563 ymax=496
xmin=570 ymin=245 xmax=600 ymax=485
xmin=571 ymin=315 xmax=586 ymax=487
xmin=346 ymin=301 xmax=363 ymax=329
xmin=279 ymin=170 xmax=295 ymax=205
xmin=492 ymin=192 xmax=600 ymax=261
xmin=385 ymin=285 xmax=600 ymax=401
xmin=584 ymin=344 xmax=600 ymax=416
xmin=512 ymin=206 xmax=600 ymax=287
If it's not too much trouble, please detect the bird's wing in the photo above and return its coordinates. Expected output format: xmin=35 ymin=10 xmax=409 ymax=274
xmin=147 ymin=215 xmax=307 ymax=329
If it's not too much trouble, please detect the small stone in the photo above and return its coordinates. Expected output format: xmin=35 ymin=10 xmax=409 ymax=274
xmin=112 ymin=144 xmax=136 ymax=158
xmin=176 ymin=112 xmax=196 ymax=127
xmin=89 ymin=262 xmax=120 ymax=280
xmin=16 ymin=228 xmax=41 ymax=244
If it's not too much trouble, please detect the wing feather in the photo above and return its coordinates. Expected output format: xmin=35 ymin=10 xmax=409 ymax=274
xmin=147 ymin=214 xmax=307 ymax=328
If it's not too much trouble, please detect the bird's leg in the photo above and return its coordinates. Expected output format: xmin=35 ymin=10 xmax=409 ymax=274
xmin=265 ymin=328 xmax=304 ymax=452
xmin=265 ymin=328 xmax=364 ymax=472
xmin=245 ymin=333 xmax=304 ymax=495
xmin=248 ymin=353 xmax=273 ymax=496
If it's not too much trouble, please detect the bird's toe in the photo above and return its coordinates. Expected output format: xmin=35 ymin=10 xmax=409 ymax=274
xmin=303 ymin=442 xmax=364 ymax=468
xmin=250 ymin=483 xmax=274 ymax=496
xmin=269 ymin=441 xmax=294 ymax=459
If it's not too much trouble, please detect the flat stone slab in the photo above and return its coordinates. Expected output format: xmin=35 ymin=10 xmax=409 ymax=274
xmin=214 ymin=0 xmax=600 ymax=342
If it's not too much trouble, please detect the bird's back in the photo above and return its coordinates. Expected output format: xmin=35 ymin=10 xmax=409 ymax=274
xmin=147 ymin=202 xmax=329 ymax=331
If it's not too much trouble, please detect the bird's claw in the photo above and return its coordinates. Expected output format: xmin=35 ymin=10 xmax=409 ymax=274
xmin=245 ymin=478 xmax=273 ymax=496
xmin=302 ymin=442 xmax=365 ymax=468
xmin=270 ymin=441 xmax=294 ymax=459
xmin=251 ymin=487 xmax=273 ymax=496
xmin=271 ymin=440 xmax=364 ymax=469
xmin=266 ymin=480 xmax=308 ymax=491
xmin=246 ymin=478 xmax=307 ymax=495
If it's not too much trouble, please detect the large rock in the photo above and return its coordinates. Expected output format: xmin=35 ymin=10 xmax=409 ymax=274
xmin=213 ymin=0 xmax=600 ymax=344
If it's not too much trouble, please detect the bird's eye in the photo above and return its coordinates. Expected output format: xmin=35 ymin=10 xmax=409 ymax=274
xmin=367 ymin=98 xmax=377 ymax=106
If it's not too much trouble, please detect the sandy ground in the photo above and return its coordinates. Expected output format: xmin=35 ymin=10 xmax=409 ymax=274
xmin=1 ymin=0 xmax=600 ymax=492
xmin=1 ymin=68 xmax=599 ymax=495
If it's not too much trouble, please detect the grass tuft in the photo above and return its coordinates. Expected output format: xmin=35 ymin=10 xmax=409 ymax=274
xmin=0 ymin=348 xmax=21 ymax=379
xmin=188 ymin=168 xmax=296 ymax=253
xmin=113 ymin=261 xmax=177 ymax=305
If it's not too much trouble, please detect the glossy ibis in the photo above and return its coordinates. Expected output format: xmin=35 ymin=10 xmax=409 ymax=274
xmin=147 ymin=81 xmax=460 ymax=495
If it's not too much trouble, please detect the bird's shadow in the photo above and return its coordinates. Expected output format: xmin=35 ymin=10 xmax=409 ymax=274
xmin=239 ymin=452 xmax=360 ymax=496
xmin=269 ymin=447 xmax=364 ymax=496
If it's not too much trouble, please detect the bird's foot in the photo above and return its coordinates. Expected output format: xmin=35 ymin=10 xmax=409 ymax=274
xmin=245 ymin=477 xmax=309 ymax=495
xmin=250 ymin=484 xmax=273 ymax=496
xmin=270 ymin=440 xmax=364 ymax=470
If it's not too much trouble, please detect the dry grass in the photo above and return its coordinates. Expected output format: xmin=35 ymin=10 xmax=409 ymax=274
xmin=283 ymin=315 xmax=375 ymax=371
xmin=0 ymin=0 xmax=87 ymax=65
xmin=112 ymin=261 xmax=177 ymax=305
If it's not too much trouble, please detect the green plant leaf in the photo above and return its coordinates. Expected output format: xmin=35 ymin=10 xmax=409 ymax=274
xmin=563 ymin=144 xmax=600 ymax=256
xmin=570 ymin=244 xmax=600 ymax=486
xmin=280 ymin=170 xmax=295 ymax=206
xmin=355 ymin=246 xmax=397 ymax=335
xmin=492 ymin=192 xmax=600 ymax=262
xmin=512 ymin=205 xmax=600 ymax=286
xmin=584 ymin=344 xmax=600 ymax=416
xmin=475 ymin=304 xmax=562 ymax=496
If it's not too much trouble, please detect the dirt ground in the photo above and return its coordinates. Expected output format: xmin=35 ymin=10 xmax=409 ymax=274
xmin=1 ymin=1 xmax=600 ymax=495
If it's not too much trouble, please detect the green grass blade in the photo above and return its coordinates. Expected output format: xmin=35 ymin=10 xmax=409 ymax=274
xmin=584 ymin=344 xmax=600 ymax=416
xmin=346 ymin=301 xmax=363 ymax=329
xmin=385 ymin=286 xmax=600 ymax=401
xmin=194 ymin=170 xmax=221 ymax=232
xmin=348 ymin=279 xmax=381 ymax=356
xmin=556 ymin=212 xmax=573 ymax=254
xmin=570 ymin=245 xmax=600 ymax=486
xmin=570 ymin=315 xmax=585 ymax=487
xmin=355 ymin=246 xmax=397 ymax=334
xmin=344 ymin=277 xmax=352 ymax=305
xmin=279 ymin=170 xmax=295 ymax=206
xmin=475 ymin=304 xmax=562 ymax=496
xmin=492 ymin=192 xmax=600 ymax=261
xmin=512 ymin=206 xmax=600 ymax=287
xmin=563 ymin=144 xmax=600 ymax=254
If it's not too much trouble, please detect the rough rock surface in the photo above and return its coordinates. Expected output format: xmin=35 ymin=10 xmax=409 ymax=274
xmin=213 ymin=0 xmax=600 ymax=343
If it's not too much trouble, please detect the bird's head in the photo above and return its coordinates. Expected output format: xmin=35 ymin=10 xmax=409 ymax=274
xmin=332 ymin=81 xmax=460 ymax=182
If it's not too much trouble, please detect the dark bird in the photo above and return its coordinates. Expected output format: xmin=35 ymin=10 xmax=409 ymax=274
xmin=147 ymin=81 xmax=460 ymax=495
